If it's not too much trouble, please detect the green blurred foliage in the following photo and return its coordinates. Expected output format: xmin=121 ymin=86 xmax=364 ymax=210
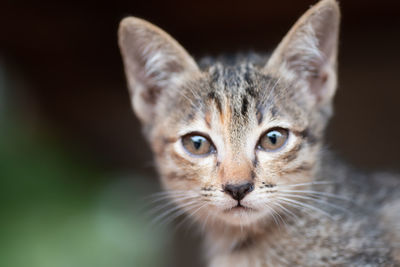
xmin=0 ymin=62 xmax=169 ymax=267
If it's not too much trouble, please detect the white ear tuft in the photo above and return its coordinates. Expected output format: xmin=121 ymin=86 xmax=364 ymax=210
xmin=118 ymin=17 xmax=199 ymax=124
xmin=266 ymin=0 xmax=340 ymax=107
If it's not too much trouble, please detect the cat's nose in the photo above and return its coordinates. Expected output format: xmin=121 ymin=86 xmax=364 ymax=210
xmin=223 ymin=182 xmax=254 ymax=201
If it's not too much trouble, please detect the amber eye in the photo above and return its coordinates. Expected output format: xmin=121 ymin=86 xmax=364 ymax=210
xmin=258 ymin=128 xmax=289 ymax=151
xmin=182 ymin=133 xmax=215 ymax=156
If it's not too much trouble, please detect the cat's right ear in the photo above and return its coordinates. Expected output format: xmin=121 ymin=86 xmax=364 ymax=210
xmin=118 ymin=17 xmax=199 ymax=124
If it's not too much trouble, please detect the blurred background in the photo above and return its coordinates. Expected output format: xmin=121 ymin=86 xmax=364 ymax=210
xmin=0 ymin=0 xmax=399 ymax=266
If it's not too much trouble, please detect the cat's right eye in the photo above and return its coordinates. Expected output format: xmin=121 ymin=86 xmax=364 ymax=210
xmin=182 ymin=133 xmax=215 ymax=156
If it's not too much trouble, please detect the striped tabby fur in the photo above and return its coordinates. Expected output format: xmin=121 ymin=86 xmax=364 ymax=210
xmin=118 ymin=0 xmax=400 ymax=265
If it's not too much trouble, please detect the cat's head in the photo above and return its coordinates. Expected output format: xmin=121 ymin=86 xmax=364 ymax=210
xmin=119 ymin=0 xmax=340 ymax=227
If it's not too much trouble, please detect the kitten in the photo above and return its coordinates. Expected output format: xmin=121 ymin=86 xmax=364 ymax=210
xmin=118 ymin=0 xmax=400 ymax=266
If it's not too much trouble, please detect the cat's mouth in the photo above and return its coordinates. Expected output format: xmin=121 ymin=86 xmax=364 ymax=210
xmin=224 ymin=202 xmax=255 ymax=213
xmin=218 ymin=202 xmax=264 ymax=225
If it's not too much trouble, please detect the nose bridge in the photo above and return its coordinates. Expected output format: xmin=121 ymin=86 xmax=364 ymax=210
xmin=219 ymin=152 xmax=253 ymax=185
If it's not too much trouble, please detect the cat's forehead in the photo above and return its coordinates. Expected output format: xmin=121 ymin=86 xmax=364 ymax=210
xmin=208 ymin=62 xmax=272 ymax=92
xmin=208 ymin=63 xmax=273 ymax=101
xmin=161 ymin=61 xmax=307 ymax=140
xmin=205 ymin=62 xmax=284 ymax=122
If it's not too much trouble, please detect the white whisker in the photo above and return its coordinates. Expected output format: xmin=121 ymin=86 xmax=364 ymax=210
xmin=159 ymin=201 xmax=205 ymax=227
xmin=150 ymin=199 xmax=200 ymax=226
xmin=146 ymin=194 xmax=198 ymax=216
xmin=277 ymin=181 xmax=334 ymax=188
xmin=272 ymin=201 xmax=299 ymax=221
xmin=276 ymin=196 xmax=334 ymax=219
xmin=148 ymin=193 xmax=198 ymax=205
xmin=201 ymin=210 xmax=213 ymax=233
xmin=279 ymin=189 xmax=352 ymax=202
xmin=278 ymin=193 xmax=349 ymax=214
xmin=174 ymin=202 xmax=208 ymax=231
xmin=263 ymin=202 xmax=281 ymax=227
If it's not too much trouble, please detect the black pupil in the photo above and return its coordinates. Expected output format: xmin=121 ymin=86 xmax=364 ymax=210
xmin=191 ymin=136 xmax=205 ymax=150
xmin=267 ymin=131 xmax=280 ymax=145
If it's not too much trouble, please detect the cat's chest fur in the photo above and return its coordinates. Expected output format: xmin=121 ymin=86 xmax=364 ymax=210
xmin=118 ymin=0 xmax=400 ymax=265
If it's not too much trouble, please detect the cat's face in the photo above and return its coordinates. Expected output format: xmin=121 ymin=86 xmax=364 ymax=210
xmin=150 ymin=64 xmax=326 ymax=225
xmin=119 ymin=0 xmax=340 ymax=227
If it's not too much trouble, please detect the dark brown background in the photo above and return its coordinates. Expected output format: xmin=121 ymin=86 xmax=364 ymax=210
xmin=1 ymin=0 xmax=399 ymax=266
xmin=2 ymin=0 xmax=400 ymax=171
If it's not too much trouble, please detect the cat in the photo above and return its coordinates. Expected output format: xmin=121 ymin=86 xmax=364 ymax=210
xmin=118 ymin=0 xmax=400 ymax=265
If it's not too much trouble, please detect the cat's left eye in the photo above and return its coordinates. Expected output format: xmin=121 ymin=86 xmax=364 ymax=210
xmin=182 ymin=133 xmax=216 ymax=156
xmin=258 ymin=128 xmax=289 ymax=151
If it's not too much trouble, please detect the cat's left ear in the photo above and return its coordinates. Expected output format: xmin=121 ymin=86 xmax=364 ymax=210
xmin=266 ymin=0 xmax=340 ymax=107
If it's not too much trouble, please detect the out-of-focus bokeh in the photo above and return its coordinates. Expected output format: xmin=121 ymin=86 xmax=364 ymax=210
xmin=1 ymin=0 xmax=399 ymax=266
